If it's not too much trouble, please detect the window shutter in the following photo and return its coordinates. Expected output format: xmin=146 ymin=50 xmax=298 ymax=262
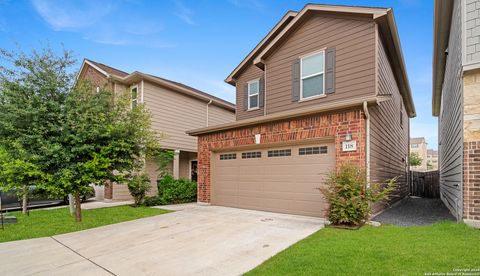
xmin=243 ymin=84 xmax=248 ymax=111
xmin=325 ymin=47 xmax=336 ymax=94
xmin=291 ymin=59 xmax=301 ymax=101
xmin=259 ymin=77 xmax=265 ymax=107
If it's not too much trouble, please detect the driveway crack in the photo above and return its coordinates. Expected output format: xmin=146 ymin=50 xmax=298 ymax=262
xmin=50 ymin=236 xmax=116 ymax=276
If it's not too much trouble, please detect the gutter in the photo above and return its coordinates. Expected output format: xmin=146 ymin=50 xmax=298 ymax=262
xmin=363 ymin=101 xmax=371 ymax=187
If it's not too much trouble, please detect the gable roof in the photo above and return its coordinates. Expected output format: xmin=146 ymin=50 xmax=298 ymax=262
xmin=78 ymin=59 xmax=235 ymax=111
xmin=225 ymin=4 xmax=415 ymax=117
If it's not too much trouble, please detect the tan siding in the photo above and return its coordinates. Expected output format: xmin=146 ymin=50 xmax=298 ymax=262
xmin=264 ymin=13 xmax=376 ymax=115
xmin=144 ymin=81 xmax=205 ymax=152
xmin=235 ymin=64 xmax=265 ymax=120
xmin=369 ymin=35 xmax=409 ymax=208
xmin=144 ymin=80 xmax=234 ymax=152
xmin=208 ymin=104 xmax=235 ymax=126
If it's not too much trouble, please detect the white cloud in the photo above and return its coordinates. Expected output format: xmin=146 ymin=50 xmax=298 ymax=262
xmin=30 ymin=0 xmax=174 ymax=48
xmin=173 ymin=0 xmax=195 ymax=25
xmin=0 ymin=18 xmax=6 ymax=32
xmin=31 ymin=0 xmax=114 ymax=30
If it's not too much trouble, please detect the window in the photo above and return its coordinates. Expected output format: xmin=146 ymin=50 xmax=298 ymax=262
xmin=242 ymin=151 xmax=261 ymax=159
xmin=248 ymin=80 xmax=259 ymax=109
xmin=220 ymin=153 xmax=236 ymax=160
xmin=411 ymin=144 xmax=419 ymax=148
xmin=299 ymin=146 xmax=327 ymax=155
xmin=301 ymin=51 xmax=325 ymax=99
xmin=131 ymin=86 xmax=138 ymax=108
xmin=267 ymin=149 xmax=291 ymax=157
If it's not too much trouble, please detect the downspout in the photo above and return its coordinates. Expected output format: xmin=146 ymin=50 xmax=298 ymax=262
xmin=363 ymin=101 xmax=371 ymax=187
xmin=264 ymin=64 xmax=267 ymax=116
xmin=206 ymin=100 xmax=213 ymax=126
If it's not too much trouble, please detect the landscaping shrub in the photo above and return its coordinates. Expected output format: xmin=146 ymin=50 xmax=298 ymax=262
xmin=127 ymin=173 xmax=151 ymax=206
xmin=157 ymin=175 xmax=197 ymax=204
xmin=143 ymin=195 xmax=165 ymax=206
xmin=321 ymin=163 xmax=397 ymax=226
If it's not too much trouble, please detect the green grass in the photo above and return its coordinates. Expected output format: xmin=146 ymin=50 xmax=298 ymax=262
xmin=0 ymin=205 xmax=170 ymax=243
xmin=247 ymin=222 xmax=480 ymax=276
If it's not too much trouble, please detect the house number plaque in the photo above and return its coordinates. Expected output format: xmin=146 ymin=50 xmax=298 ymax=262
xmin=342 ymin=141 xmax=357 ymax=152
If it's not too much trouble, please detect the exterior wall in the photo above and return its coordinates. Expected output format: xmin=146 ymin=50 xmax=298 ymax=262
xmin=235 ymin=63 xmax=265 ymax=120
xmin=427 ymin=149 xmax=439 ymax=171
xmin=179 ymin=151 xmax=197 ymax=179
xmin=369 ymin=36 xmax=409 ymax=206
xmin=465 ymin=0 xmax=480 ymax=62
xmin=410 ymin=139 xmax=429 ymax=172
xmin=263 ymin=13 xmax=376 ymax=115
xmin=197 ymin=109 xmax=366 ymax=203
xmin=208 ymin=104 xmax=235 ymax=126
xmin=439 ymin=0 xmax=464 ymax=220
xmin=463 ymin=70 xmax=480 ymax=223
xmin=143 ymin=80 xmax=234 ymax=152
xmin=78 ymin=65 xmax=114 ymax=92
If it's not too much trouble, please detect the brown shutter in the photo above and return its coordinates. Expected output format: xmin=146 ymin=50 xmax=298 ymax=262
xmin=259 ymin=77 xmax=265 ymax=107
xmin=325 ymin=47 xmax=336 ymax=94
xmin=243 ymin=84 xmax=249 ymax=111
xmin=291 ymin=59 xmax=300 ymax=101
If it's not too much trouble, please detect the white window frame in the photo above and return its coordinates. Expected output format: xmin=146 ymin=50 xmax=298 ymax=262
xmin=130 ymin=85 xmax=138 ymax=109
xmin=300 ymin=49 xmax=326 ymax=101
xmin=247 ymin=79 xmax=260 ymax=110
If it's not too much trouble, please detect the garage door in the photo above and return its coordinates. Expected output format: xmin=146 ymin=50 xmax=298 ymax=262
xmin=211 ymin=143 xmax=335 ymax=217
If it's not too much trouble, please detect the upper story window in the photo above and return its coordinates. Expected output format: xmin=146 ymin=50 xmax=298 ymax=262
xmin=131 ymin=86 xmax=138 ymax=108
xmin=248 ymin=79 xmax=259 ymax=109
xmin=411 ymin=144 xmax=419 ymax=148
xmin=301 ymin=51 xmax=325 ymax=99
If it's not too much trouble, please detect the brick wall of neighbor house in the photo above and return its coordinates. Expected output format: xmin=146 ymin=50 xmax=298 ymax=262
xmin=197 ymin=109 xmax=366 ymax=203
xmin=464 ymin=141 xmax=480 ymax=221
xmin=463 ymin=70 xmax=480 ymax=223
xmin=78 ymin=65 xmax=114 ymax=91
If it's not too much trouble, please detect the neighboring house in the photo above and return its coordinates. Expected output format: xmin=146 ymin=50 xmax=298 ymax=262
xmin=77 ymin=59 xmax=235 ymax=200
xmin=188 ymin=4 xmax=415 ymax=217
xmin=410 ymin=137 xmax=428 ymax=171
xmin=427 ymin=149 xmax=439 ymax=171
xmin=433 ymin=0 xmax=480 ymax=226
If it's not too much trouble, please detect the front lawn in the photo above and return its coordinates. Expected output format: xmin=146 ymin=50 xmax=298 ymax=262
xmin=247 ymin=222 xmax=480 ymax=275
xmin=0 ymin=205 xmax=170 ymax=243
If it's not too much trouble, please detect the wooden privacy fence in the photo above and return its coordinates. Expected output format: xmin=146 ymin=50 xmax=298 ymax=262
xmin=409 ymin=170 xmax=440 ymax=198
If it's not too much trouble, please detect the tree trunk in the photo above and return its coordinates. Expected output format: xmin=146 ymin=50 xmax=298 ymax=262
xmin=74 ymin=192 xmax=82 ymax=222
xmin=22 ymin=187 xmax=28 ymax=215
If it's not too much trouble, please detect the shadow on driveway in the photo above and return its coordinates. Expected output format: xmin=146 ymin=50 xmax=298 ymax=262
xmin=372 ymin=197 xmax=456 ymax=226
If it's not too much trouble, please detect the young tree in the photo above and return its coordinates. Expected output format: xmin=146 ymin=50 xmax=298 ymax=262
xmin=0 ymin=48 xmax=71 ymax=213
xmin=0 ymin=47 xmax=163 ymax=221
xmin=55 ymin=81 xmax=161 ymax=221
xmin=409 ymin=152 xmax=423 ymax=167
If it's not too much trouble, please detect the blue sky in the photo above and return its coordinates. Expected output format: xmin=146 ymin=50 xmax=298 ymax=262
xmin=0 ymin=0 xmax=436 ymax=149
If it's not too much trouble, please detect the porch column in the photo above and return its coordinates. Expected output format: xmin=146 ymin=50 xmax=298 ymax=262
xmin=173 ymin=149 xmax=180 ymax=179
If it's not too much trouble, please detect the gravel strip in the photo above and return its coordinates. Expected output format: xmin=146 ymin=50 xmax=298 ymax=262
xmin=372 ymin=197 xmax=455 ymax=226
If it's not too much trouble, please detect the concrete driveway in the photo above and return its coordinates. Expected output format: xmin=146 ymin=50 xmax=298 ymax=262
xmin=0 ymin=204 xmax=324 ymax=276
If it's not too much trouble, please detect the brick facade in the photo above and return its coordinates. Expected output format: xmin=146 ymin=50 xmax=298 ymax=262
xmin=197 ymin=109 xmax=366 ymax=203
xmin=464 ymin=141 xmax=480 ymax=221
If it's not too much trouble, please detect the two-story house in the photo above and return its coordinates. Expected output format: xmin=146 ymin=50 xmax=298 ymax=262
xmin=410 ymin=137 xmax=428 ymax=171
xmin=433 ymin=0 xmax=480 ymax=227
xmin=77 ymin=59 xmax=235 ymax=200
xmin=188 ymin=4 xmax=415 ymax=217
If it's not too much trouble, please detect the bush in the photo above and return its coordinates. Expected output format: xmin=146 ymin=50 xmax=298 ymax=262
xmin=158 ymin=175 xmax=197 ymax=204
xmin=143 ymin=195 xmax=165 ymax=206
xmin=127 ymin=173 xmax=151 ymax=206
xmin=321 ymin=163 xmax=397 ymax=226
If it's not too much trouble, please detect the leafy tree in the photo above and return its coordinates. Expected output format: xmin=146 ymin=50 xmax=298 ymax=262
xmin=54 ymin=81 xmax=161 ymax=221
xmin=0 ymin=47 xmax=163 ymax=221
xmin=409 ymin=152 xmax=423 ymax=167
xmin=0 ymin=48 xmax=70 ymax=213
